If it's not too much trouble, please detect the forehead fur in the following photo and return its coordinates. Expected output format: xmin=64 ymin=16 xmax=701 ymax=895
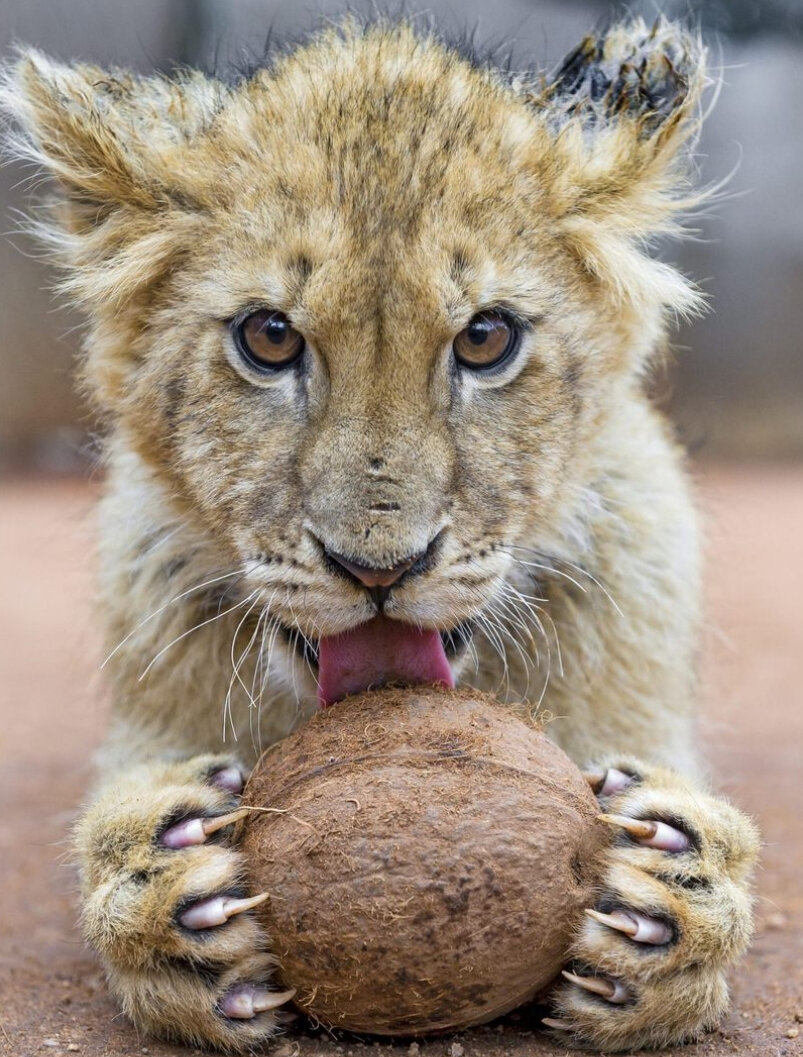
xmin=177 ymin=26 xmax=575 ymax=350
xmin=1 ymin=18 xmax=707 ymax=404
xmin=207 ymin=25 xmax=547 ymax=213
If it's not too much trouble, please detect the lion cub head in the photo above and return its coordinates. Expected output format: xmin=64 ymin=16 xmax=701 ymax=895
xmin=3 ymin=19 xmax=705 ymax=703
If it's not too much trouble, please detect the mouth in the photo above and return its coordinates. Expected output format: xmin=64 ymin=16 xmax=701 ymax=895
xmin=281 ymin=616 xmax=475 ymax=707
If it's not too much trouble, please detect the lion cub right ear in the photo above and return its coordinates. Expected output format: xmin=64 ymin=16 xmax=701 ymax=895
xmin=1 ymin=49 xmax=225 ymax=233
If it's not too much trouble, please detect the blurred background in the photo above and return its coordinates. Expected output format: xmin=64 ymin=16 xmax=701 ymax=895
xmin=1 ymin=0 xmax=802 ymax=471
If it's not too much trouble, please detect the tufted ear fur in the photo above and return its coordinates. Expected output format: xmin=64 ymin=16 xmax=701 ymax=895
xmin=0 ymin=51 xmax=230 ymax=402
xmin=0 ymin=49 xmax=237 ymax=347
xmin=535 ymin=18 xmax=709 ymax=314
xmin=1 ymin=50 xmax=226 ymax=228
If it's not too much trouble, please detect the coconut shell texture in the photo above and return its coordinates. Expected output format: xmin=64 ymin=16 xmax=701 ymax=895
xmin=240 ymin=687 xmax=607 ymax=1035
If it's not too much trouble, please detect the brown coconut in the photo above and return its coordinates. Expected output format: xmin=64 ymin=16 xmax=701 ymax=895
xmin=240 ymin=686 xmax=607 ymax=1035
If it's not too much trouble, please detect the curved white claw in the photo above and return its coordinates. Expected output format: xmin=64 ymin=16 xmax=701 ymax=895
xmin=220 ymin=985 xmax=296 ymax=1019
xmin=585 ymin=907 xmax=673 ymax=945
xmin=180 ymin=892 xmax=268 ymax=930
xmin=542 ymin=1016 xmax=577 ymax=1032
xmin=584 ymin=768 xmax=634 ymax=797
xmin=562 ymin=969 xmax=630 ymax=1004
xmin=598 ymin=812 xmax=691 ymax=852
xmin=160 ymin=808 xmax=249 ymax=849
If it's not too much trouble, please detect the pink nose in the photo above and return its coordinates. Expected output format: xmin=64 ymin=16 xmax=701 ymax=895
xmin=326 ymin=551 xmax=419 ymax=589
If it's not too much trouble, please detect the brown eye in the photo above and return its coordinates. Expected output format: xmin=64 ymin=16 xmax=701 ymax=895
xmin=236 ymin=310 xmax=305 ymax=369
xmin=453 ymin=311 xmax=518 ymax=370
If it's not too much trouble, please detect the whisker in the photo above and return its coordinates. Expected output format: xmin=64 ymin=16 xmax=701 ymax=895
xmin=505 ymin=581 xmax=557 ymax=710
xmin=484 ymin=596 xmax=534 ymax=702
xmin=502 ymin=549 xmax=588 ymax=596
xmin=257 ymin=611 xmax=284 ymax=756
xmin=249 ymin=594 xmax=278 ymax=756
xmin=504 ymin=543 xmax=624 ymax=617
xmin=285 ymin=593 xmax=321 ymax=693
xmin=137 ymin=590 xmax=257 ymax=682
xmin=102 ymin=566 xmax=248 ymax=669
xmin=540 ymin=608 xmax=565 ymax=679
xmin=473 ymin=609 xmax=511 ymax=699
xmin=223 ymin=594 xmax=263 ymax=742
xmin=552 ymin=556 xmax=624 ymax=618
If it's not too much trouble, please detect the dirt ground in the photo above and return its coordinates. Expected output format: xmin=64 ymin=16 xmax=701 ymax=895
xmin=1 ymin=467 xmax=801 ymax=1057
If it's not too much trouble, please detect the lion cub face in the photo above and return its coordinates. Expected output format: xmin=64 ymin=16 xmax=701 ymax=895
xmin=5 ymin=20 xmax=704 ymax=690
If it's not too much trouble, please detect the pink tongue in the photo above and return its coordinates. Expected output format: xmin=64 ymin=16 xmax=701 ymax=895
xmin=317 ymin=616 xmax=455 ymax=707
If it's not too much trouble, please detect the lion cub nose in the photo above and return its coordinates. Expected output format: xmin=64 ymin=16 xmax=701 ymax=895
xmin=325 ymin=550 xmax=421 ymax=610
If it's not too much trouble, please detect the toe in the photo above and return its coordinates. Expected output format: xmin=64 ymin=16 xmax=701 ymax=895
xmin=584 ymin=767 xmax=635 ymax=797
xmin=161 ymin=817 xmax=208 ymax=849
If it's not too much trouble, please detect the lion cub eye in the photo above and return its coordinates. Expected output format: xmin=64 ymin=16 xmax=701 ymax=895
xmin=235 ymin=310 xmax=305 ymax=370
xmin=453 ymin=311 xmax=518 ymax=370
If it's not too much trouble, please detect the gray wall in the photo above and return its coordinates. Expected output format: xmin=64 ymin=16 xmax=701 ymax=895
xmin=1 ymin=0 xmax=801 ymax=469
xmin=0 ymin=0 xmax=190 ymax=470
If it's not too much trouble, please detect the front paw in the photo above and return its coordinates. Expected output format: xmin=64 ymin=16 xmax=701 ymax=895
xmin=75 ymin=755 xmax=293 ymax=1052
xmin=546 ymin=761 xmax=760 ymax=1052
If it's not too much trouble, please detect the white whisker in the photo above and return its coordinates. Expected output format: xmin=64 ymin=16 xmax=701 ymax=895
xmin=102 ymin=566 xmax=248 ymax=669
xmin=504 ymin=543 xmax=624 ymax=617
xmin=137 ymin=589 xmax=257 ymax=682
xmin=257 ymin=609 xmax=284 ymax=756
xmin=223 ymin=594 xmax=263 ymax=742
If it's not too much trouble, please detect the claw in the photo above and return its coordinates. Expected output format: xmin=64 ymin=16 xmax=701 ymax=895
xmin=542 ymin=1017 xmax=577 ymax=1032
xmin=561 ymin=970 xmax=629 ymax=1004
xmin=584 ymin=768 xmax=634 ymax=797
xmin=201 ymin=807 xmax=250 ymax=836
xmin=211 ymin=766 xmax=245 ymax=794
xmin=161 ymin=817 xmax=207 ymax=849
xmin=180 ymin=892 xmax=269 ymax=930
xmin=585 ymin=907 xmax=672 ymax=945
xmin=161 ymin=808 xmax=249 ymax=849
xmin=598 ymin=813 xmax=690 ymax=852
xmin=252 ymin=988 xmax=296 ymax=1013
xmin=220 ymin=985 xmax=296 ymax=1019
xmin=583 ymin=770 xmax=606 ymax=792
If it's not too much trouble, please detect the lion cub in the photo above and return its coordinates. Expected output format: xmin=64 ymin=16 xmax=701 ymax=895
xmin=4 ymin=17 xmax=758 ymax=1052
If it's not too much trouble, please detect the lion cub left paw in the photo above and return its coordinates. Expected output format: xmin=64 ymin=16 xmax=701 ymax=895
xmin=546 ymin=760 xmax=759 ymax=1052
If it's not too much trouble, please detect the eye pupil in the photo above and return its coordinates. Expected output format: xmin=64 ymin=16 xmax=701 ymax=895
xmin=265 ymin=319 xmax=287 ymax=344
xmin=468 ymin=323 xmax=489 ymax=345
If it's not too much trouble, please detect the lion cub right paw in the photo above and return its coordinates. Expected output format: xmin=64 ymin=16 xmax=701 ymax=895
xmin=75 ymin=754 xmax=293 ymax=1052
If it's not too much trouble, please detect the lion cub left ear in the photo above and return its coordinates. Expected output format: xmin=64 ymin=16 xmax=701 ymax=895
xmin=531 ymin=19 xmax=709 ymax=315
xmin=539 ymin=18 xmax=708 ymax=235
xmin=1 ymin=49 xmax=224 ymax=232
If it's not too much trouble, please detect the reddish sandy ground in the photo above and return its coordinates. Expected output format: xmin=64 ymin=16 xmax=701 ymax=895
xmin=1 ymin=467 xmax=801 ymax=1057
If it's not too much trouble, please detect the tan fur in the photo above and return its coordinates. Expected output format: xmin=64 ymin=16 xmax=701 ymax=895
xmin=3 ymin=18 xmax=758 ymax=1052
